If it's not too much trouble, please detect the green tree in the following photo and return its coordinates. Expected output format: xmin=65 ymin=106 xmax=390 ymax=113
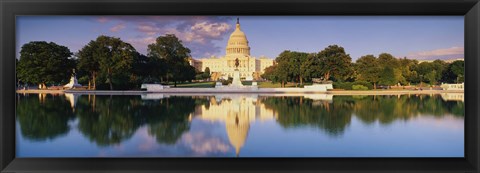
xmin=355 ymin=55 xmax=381 ymax=89
xmin=399 ymin=58 xmax=419 ymax=85
xmin=416 ymin=62 xmax=435 ymax=85
xmin=177 ymin=65 xmax=197 ymax=83
xmin=261 ymin=65 xmax=278 ymax=82
xmin=307 ymin=45 xmax=353 ymax=81
xmin=378 ymin=66 xmax=396 ymax=87
xmin=300 ymin=53 xmax=323 ymax=82
xmin=448 ymin=60 xmax=465 ymax=83
xmin=275 ymin=51 xmax=309 ymax=86
xmin=17 ymin=41 xmax=75 ymax=89
xmin=202 ymin=67 xmax=211 ymax=80
xmin=148 ymin=34 xmax=192 ymax=87
xmin=430 ymin=60 xmax=448 ymax=85
xmin=77 ymin=40 xmax=100 ymax=89
xmin=378 ymin=53 xmax=399 ymax=68
xmin=77 ymin=36 xmax=138 ymax=90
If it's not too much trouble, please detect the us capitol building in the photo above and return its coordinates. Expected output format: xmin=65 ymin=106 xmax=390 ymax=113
xmin=189 ymin=18 xmax=275 ymax=81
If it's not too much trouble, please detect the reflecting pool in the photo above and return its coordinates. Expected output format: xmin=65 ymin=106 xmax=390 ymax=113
xmin=16 ymin=93 xmax=464 ymax=157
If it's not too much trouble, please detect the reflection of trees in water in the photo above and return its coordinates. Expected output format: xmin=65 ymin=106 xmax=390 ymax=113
xmin=353 ymin=95 xmax=464 ymax=125
xmin=143 ymin=97 xmax=197 ymax=144
xmin=16 ymin=94 xmax=75 ymax=141
xmin=260 ymin=96 xmax=353 ymax=136
xmin=76 ymin=95 xmax=143 ymax=146
xmin=75 ymin=95 xmax=198 ymax=146
xmin=17 ymin=94 xmax=200 ymax=146
xmin=17 ymin=94 xmax=464 ymax=146
xmin=261 ymin=95 xmax=464 ymax=136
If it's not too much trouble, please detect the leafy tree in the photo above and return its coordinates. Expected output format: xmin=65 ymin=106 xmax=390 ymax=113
xmin=148 ymin=34 xmax=193 ymax=87
xmin=77 ymin=36 xmax=138 ymax=90
xmin=275 ymin=51 xmax=309 ymax=86
xmin=303 ymin=45 xmax=353 ymax=80
xmin=430 ymin=60 xmax=448 ymax=85
xmin=416 ymin=62 xmax=442 ymax=85
xmin=17 ymin=41 xmax=75 ymax=89
xmin=355 ymin=55 xmax=381 ymax=89
xmin=426 ymin=70 xmax=437 ymax=85
xmin=197 ymin=67 xmax=211 ymax=80
xmin=440 ymin=60 xmax=464 ymax=84
xmin=399 ymin=58 xmax=419 ymax=85
xmin=261 ymin=65 xmax=278 ymax=82
xmin=449 ymin=60 xmax=465 ymax=83
xmin=203 ymin=67 xmax=211 ymax=80
xmin=378 ymin=53 xmax=399 ymax=68
xmin=177 ymin=65 xmax=197 ymax=83
xmin=77 ymin=41 xmax=99 ymax=89
xmin=300 ymin=53 xmax=323 ymax=82
xmin=378 ymin=66 xmax=396 ymax=87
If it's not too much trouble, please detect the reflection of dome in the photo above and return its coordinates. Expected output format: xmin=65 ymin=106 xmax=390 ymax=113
xmin=64 ymin=93 xmax=79 ymax=111
xmin=226 ymin=113 xmax=250 ymax=157
xmin=226 ymin=18 xmax=250 ymax=56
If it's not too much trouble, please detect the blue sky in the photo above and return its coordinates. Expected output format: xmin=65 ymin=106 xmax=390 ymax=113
xmin=16 ymin=16 xmax=464 ymax=61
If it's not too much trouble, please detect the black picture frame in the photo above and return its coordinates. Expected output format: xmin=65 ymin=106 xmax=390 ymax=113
xmin=1 ymin=0 xmax=479 ymax=172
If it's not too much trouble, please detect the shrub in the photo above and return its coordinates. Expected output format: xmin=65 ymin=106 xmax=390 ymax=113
xmin=352 ymin=84 xmax=369 ymax=90
xmin=352 ymin=81 xmax=373 ymax=89
xmin=333 ymin=82 xmax=353 ymax=90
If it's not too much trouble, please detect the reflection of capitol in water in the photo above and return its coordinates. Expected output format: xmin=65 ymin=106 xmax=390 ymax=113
xmin=138 ymin=93 xmax=334 ymax=156
xmin=193 ymin=94 xmax=277 ymax=157
xmin=190 ymin=94 xmax=333 ymax=156
xmin=440 ymin=93 xmax=464 ymax=102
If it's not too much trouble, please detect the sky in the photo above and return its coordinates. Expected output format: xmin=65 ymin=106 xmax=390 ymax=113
xmin=16 ymin=16 xmax=464 ymax=61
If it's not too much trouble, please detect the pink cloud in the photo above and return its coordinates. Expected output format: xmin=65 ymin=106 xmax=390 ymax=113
xmin=95 ymin=16 xmax=234 ymax=57
xmin=96 ymin=17 xmax=109 ymax=23
xmin=407 ymin=46 xmax=464 ymax=60
xmin=110 ymin=23 xmax=126 ymax=32
xmin=137 ymin=23 xmax=160 ymax=36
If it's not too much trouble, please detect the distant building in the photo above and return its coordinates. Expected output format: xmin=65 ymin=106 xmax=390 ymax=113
xmin=189 ymin=18 xmax=275 ymax=81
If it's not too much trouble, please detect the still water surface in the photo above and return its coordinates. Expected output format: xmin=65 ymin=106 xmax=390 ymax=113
xmin=16 ymin=93 xmax=464 ymax=157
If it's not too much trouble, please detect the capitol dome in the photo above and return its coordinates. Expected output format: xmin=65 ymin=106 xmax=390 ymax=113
xmin=226 ymin=18 xmax=251 ymax=56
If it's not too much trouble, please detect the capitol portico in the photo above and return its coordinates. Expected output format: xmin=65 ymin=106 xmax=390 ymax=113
xmin=189 ymin=18 xmax=275 ymax=81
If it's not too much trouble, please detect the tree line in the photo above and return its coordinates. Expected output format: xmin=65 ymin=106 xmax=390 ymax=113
xmin=261 ymin=45 xmax=464 ymax=89
xmin=17 ymin=34 xmax=204 ymax=90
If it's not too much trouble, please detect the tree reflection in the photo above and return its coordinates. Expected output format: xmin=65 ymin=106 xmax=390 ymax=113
xmin=74 ymin=95 xmax=199 ymax=146
xmin=76 ymin=95 xmax=143 ymax=146
xmin=353 ymin=95 xmax=464 ymax=125
xmin=16 ymin=94 xmax=75 ymax=141
xmin=142 ymin=97 xmax=197 ymax=144
xmin=261 ymin=95 xmax=464 ymax=136
xmin=261 ymin=96 xmax=353 ymax=136
xmin=17 ymin=93 xmax=464 ymax=147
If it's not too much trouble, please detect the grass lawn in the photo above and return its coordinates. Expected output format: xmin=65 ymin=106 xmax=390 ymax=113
xmin=171 ymin=82 xmax=215 ymax=88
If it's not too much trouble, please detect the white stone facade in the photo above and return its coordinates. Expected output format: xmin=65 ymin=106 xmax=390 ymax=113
xmin=189 ymin=19 xmax=275 ymax=80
